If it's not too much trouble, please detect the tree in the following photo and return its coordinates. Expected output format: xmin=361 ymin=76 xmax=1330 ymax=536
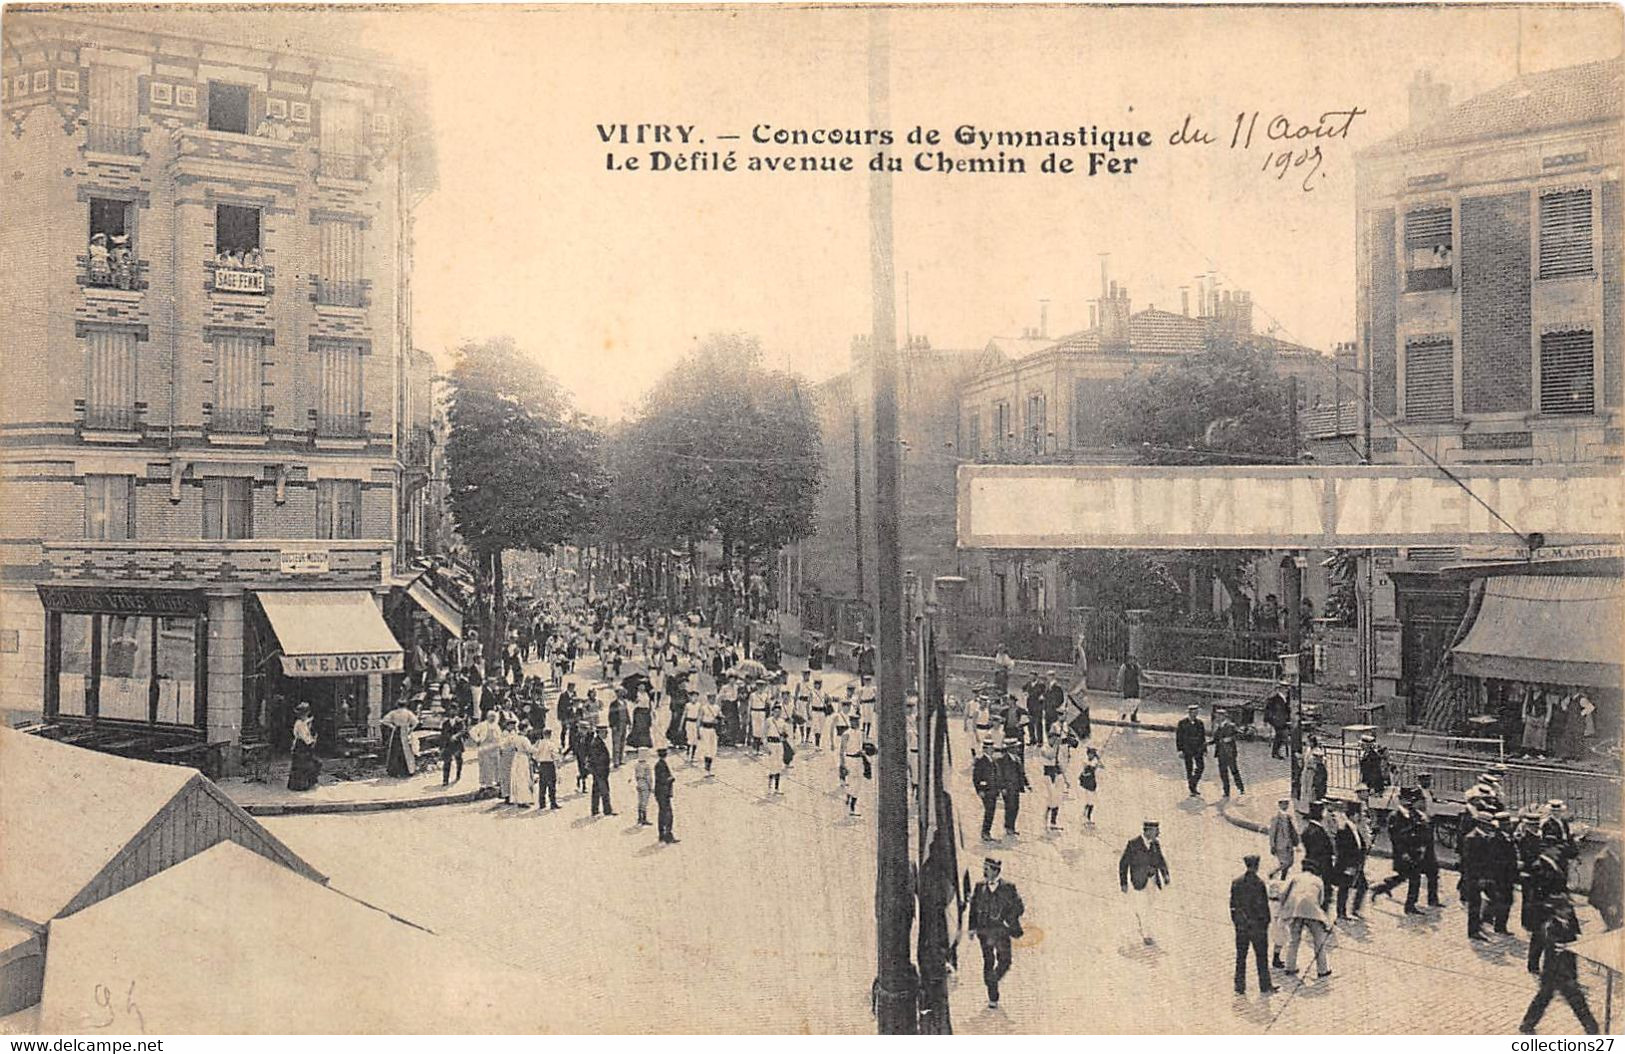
xmin=1061 ymin=550 xmax=1183 ymax=618
xmin=616 ymin=333 xmax=821 ymax=619
xmin=1089 ymin=340 xmax=1304 ymax=622
xmin=445 ymin=336 xmax=604 ymax=652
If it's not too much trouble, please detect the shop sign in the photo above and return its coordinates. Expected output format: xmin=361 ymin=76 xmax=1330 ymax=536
xmin=280 ymin=549 xmax=331 ymax=575
xmin=36 ymin=585 xmax=205 ymax=615
xmin=280 ymin=651 xmax=404 ymax=677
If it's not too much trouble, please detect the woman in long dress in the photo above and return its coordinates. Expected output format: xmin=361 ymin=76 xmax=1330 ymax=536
xmin=1521 ymin=688 xmax=1551 ymax=755
xmin=472 ymin=711 xmax=503 ymax=794
xmin=628 ymin=688 xmax=654 ymax=749
xmin=288 ymin=702 xmax=321 ymax=791
xmin=509 ymin=729 xmax=537 ymax=807
xmin=497 ymin=719 xmax=520 ymax=801
xmin=380 ymin=701 xmax=420 ymax=778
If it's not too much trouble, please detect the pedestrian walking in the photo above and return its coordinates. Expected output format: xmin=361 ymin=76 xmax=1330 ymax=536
xmin=1211 ymin=709 xmax=1245 ymax=797
xmin=287 ymin=701 xmax=321 ymax=791
xmin=439 ymin=711 xmax=466 ymax=786
xmin=968 ymin=857 xmax=1025 ymax=1010
xmin=1332 ymin=801 xmax=1370 ymax=921
xmin=996 ymin=736 xmax=1027 ymax=836
xmin=1300 ymin=802 xmax=1335 ymax=904
xmin=1263 ymin=685 xmax=1290 ymax=759
xmin=697 ymin=693 xmax=720 ymax=776
xmin=587 ymin=725 xmax=614 ymax=816
xmin=1176 ymin=705 xmax=1207 ymax=797
xmin=1077 ymin=747 xmax=1102 ymax=826
xmin=509 ymin=728 xmax=537 ymax=808
xmin=632 ymin=748 xmax=654 ymax=825
xmin=533 ymin=727 xmax=560 ymax=809
xmin=683 ymin=692 xmax=702 ymax=763
xmin=1230 ymin=855 xmax=1278 ymax=995
xmin=764 ymin=707 xmax=792 ymax=795
xmin=496 ymin=718 xmax=520 ymax=802
xmin=654 ymin=747 xmax=679 ymax=843
xmin=858 ymin=676 xmax=877 ymax=741
xmin=1372 ymin=789 xmax=1429 ymax=913
xmin=609 ymin=691 xmax=628 ymax=768
xmin=1518 ymin=895 xmax=1600 ymax=1034
xmin=1268 ymin=797 xmax=1300 ymax=879
xmin=1042 ymin=760 xmax=1067 ymax=832
xmin=975 ymin=738 xmax=1003 ymax=840
xmin=1119 ymin=820 xmax=1171 ymax=945
xmin=839 ymin=721 xmax=866 ymax=817
xmin=1280 ymin=865 xmax=1333 ymax=981
xmin=1116 ymin=654 xmax=1142 ymax=724
xmin=1459 ymin=811 xmax=1499 ymax=940
xmin=471 ymin=710 xmax=502 ymax=797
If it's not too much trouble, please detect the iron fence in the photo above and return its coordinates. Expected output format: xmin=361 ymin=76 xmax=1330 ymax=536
xmin=83 ymin=404 xmax=138 ymax=431
xmin=210 ymin=407 xmax=265 ymax=434
xmin=87 ymin=123 xmax=142 ymax=155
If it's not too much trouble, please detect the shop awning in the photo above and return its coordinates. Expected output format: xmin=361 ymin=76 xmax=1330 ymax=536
xmin=1452 ymin=575 xmax=1623 ymax=687
xmin=406 ymin=578 xmax=463 ymax=639
xmin=254 ymin=591 xmax=405 ymax=678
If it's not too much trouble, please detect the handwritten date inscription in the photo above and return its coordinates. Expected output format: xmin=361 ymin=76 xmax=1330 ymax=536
xmin=1168 ymin=108 xmax=1366 ymax=192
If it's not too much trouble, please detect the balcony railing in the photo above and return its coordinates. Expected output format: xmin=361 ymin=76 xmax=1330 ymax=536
xmin=84 ymin=404 xmax=139 ymax=431
xmin=316 ymin=412 xmax=366 ymax=439
xmin=404 ymin=425 xmax=433 ymax=466
xmin=315 ymin=278 xmax=365 ymax=308
xmin=210 ymin=407 xmax=266 ymax=435
xmin=85 ymin=252 xmax=140 ymax=291
xmin=86 ymin=124 xmax=143 ymax=156
xmin=318 ymin=152 xmax=367 ymax=180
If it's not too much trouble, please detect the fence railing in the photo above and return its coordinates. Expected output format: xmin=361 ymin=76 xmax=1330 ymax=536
xmin=83 ymin=404 xmax=138 ymax=431
xmin=210 ymin=407 xmax=265 ymax=434
xmin=316 ymin=412 xmax=366 ymax=439
xmin=87 ymin=123 xmax=142 ymax=155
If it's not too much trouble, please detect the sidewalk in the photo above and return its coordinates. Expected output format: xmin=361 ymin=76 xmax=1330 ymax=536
xmin=220 ymin=759 xmax=483 ymax=816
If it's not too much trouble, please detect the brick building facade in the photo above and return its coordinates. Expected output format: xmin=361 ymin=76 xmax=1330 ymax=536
xmin=1355 ymin=59 xmax=1623 ymax=722
xmin=0 ymin=13 xmax=438 ymax=769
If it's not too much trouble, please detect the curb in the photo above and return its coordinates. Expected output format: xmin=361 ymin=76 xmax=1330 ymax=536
xmin=239 ymin=787 xmax=484 ymax=817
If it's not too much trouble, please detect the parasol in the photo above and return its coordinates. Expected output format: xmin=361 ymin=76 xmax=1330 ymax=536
xmin=734 ymin=659 xmax=769 ymax=679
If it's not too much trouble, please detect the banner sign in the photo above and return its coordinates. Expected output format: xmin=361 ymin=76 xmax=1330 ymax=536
xmin=279 ymin=549 xmax=331 ymax=575
xmin=280 ymin=651 xmax=404 ymax=677
xmin=957 ymin=464 xmax=1625 ymax=550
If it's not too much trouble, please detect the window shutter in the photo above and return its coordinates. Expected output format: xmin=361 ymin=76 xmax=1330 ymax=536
xmin=89 ymin=66 xmax=139 ymax=133
xmin=1539 ymin=190 xmax=1592 ymax=278
xmin=87 ymin=329 xmax=137 ymax=416
xmin=202 ymin=480 xmax=223 ymax=539
xmin=1540 ymin=331 xmax=1594 ymax=415
xmin=1404 ymin=207 xmax=1452 ymax=248
xmin=1403 ymin=339 xmax=1454 ymax=422
xmin=316 ymin=481 xmax=333 ymax=539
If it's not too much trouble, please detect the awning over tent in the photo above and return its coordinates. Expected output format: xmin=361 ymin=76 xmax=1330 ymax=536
xmin=38 ymin=843 xmax=543 ymax=1033
xmin=1452 ymin=575 xmax=1623 ymax=687
xmin=407 ymin=577 xmax=463 ymax=638
xmin=254 ymin=591 xmax=405 ymax=677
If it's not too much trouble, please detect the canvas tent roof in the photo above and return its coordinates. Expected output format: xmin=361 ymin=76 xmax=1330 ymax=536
xmin=38 ymin=843 xmax=545 ymax=1034
xmin=0 ymin=727 xmax=318 ymax=928
xmin=1452 ymin=575 xmax=1623 ymax=687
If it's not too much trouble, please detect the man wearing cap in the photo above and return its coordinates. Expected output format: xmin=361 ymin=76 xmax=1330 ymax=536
xmin=1357 ymin=736 xmax=1388 ymax=795
xmin=1525 ymin=840 xmax=1571 ymax=973
xmin=1263 ymin=684 xmax=1290 ymax=760
xmin=1414 ymin=795 xmax=1442 ymax=908
xmin=1269 ymin=798 xmax=1300 ymax=879
xmin=1211 ymin=709 xmax=1245 ymax=798
xmin=1332 ymin=801 xmax=1370 ymax=921
xmin=1459 ymin=811 xmax=1498 ymax=941
xmin=631 ymin=748 xmax=654 ymax=826
xmin=1119 ymin=820 xmax=1171 ymax=944
xmin=996 ymin=737 xmax=1029 ymax=836
xmin=653 ymin=747 xmax=678 ymax=844
xmin=1301 ymin=801 xmax=1336 ymax=905
xmin=586 ymin=724 xmax=615 ymax=816
xmin=1230 ymin=855 xmax=1277 ymax=994
xmin=968 ymin=857 xmax=1026 ymax=1009
xmin=1023 ymin=673 xmax=1047 ymax=748
xmin=1372 ymin=790 xmax=1428 ymax=913
xmin=974 ymin=739 xmax=1004 ymax=840
xmin=1175 ymin=705 xmax=1208 ymax=797
xmin=1541 ymin=800 xmax=1580 ymax=866
xmin=1518 ymin=893 xmax=1600 ymax=1034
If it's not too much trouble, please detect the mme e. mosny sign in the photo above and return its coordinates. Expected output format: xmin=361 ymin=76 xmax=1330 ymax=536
xmin=957 ymin=464 xmax=1624 ymax=549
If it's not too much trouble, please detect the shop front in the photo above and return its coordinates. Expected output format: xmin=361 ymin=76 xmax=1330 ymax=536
xmin=245 ymin=590 xmax=405 ymax=756
xmin=36 ymin=585 xmax=209 ymax=740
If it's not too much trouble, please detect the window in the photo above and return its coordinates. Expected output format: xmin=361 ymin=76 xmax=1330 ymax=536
xmin=86 ymin=199 xmax=135 ymax=289
xmin=57 ymin=614 xmax=92 ymax=717
xmin=50 ymin=613 xmax=198 ymax=726
xmin=1404 ymin=206 xmax=1454 ymax=291
xmin=965 ymin=414 xmax=980 ymax=458
xmin=1539 ymin=189 xmax=1593 ymax=279
xmin=207 ymin=81 xmax=252 ymax=134
xmin=319 ymin=101 xmax=364 ymax=179
xmin=98 ymin=615 xmax=153 ymax=721
xmin=1025 ymin=392 xmax=1047 ymax=453
xmin=211 ymin=333 xmax=264 ymax=433
xmin=85 ymin=475 xmax=135 ymax=540
xmin=316 ymin=479 xmax=361 ymax=539
xmin=202 ymin=477 xmax=253 ymax=539
xmin=155 ymin=618 xmax=197 ymax=724
xmin=1540 ymin=331 xmax=1595 ymax=416
xmin=994 ymin=401 xmax=1011 ymax=450
xmin=84 ymin=328 xmax=137 ymax=429
xmin=316 ymin=220 xmax=363 ymax=306
xmin=316 ymin=340 xmax=364 ymax=436
xmin=87 ymin=66 xmax=140 ymax=153
xmin=1403 ymin=339 xmax=1454 ymax=422
xmin=215 ymin=204 xmax=261 ymax=259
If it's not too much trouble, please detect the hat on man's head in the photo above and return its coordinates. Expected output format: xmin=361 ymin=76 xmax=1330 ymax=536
xmin=1187 ymin=704 xmax=1200 ymax=712
xmin=1143 ymin=819 xmax=1160 ymax=829
xmin=294 ymin=701 xmax=312 ymax=714
xmin=984 ymin=856 xmax=1002 ymax=871
xmin=1359 ymin=734 xmax=1377 ymax=743
xmin=1548 ymin=799 xmax=1567 ymax=810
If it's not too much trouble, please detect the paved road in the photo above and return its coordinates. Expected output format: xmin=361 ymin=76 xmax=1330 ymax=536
xmin=259 ymin=652 xmax=1613 ymax=1034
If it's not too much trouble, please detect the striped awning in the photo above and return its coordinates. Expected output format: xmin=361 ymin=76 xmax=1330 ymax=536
xmin=1453 ymin=575 xmax=1622 ymax=687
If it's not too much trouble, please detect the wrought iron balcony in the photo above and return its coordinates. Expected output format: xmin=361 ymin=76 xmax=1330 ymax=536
xmin=210 ymin=407 xmax=266 ymax=434
xmin=315 ymin=278 xmax=365 ymax=308
xmin=404 ymin=425 xmax=433 ymax=466
xmin=316 ymin=412 xmax=366 ymax=439
xmin=86 ymin=124 xmax=143 ymax=156
xmin=83 ymin=404 xmax=139 ymax=431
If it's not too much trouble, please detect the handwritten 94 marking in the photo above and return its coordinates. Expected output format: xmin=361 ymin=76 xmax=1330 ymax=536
xmin=92 ymin=979 xmax=146 ymax=1034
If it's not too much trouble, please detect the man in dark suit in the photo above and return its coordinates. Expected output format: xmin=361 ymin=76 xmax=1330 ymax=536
xmin=1333 ymin=801 xmax=1370 ymax=920
xmin=1119 ymin=820 xmax=1172 ymax=944
xmin=973 ymin=741 xmax=1004 ymax=840
xmin=1043 ymin=675 xmax=1066 ymax=740
xmin=1459 ymin=812 xmax=1498 ymax=940
xmin=653 ymin=747 xmax=678 ymax=843
xmin=968 ymin=857 xmax=1025 ymax=1009
xmin=1211 ymin=709 xmax=1245 ymax=797
xmin=1301 ymin=801 xmax=1336 ymax=888
xmin=996 ymin=738 xmax=1028 ymax=836
xmin=1230 ymin=854 xmax=1276 ymax=994
xmin=1372 ymin=790 xmax=1427 ymax=914
xmin=1175 ymin=705 xmax=1207 ymax=797
xmin=1024 ymin=675 xmax=1047 ymax=747
xmin=586 ymin=726 xmax=615 ymax=816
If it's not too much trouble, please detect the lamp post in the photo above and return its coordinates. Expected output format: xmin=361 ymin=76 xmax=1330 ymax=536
xmin=917 ymin=573 xmax=965 ymax=1035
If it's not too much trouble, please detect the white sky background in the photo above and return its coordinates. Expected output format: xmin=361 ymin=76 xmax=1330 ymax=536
xmin=350 ymin=5 xmax=1623 ymax=420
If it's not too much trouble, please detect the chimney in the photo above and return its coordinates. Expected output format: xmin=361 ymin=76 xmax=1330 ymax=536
xmin=1039 ymin=299 xmax=1050 ymax=339
xmin=1089 ymin=303 xmax=1098 ymax=329
xmin=1109 ymin=280 xmax=1118 ymax=299
xmin=1408 ymin=69 xmax=1451 ymax=129
xmin=1180 ymin=286 xmax=1190 ymax=316
xmin=1099 ymin=255 xmax=1109 ymax=300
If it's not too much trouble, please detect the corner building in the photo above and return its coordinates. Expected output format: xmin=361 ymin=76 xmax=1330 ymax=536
xmin=0 ymin=12 xmax=438 ymax=772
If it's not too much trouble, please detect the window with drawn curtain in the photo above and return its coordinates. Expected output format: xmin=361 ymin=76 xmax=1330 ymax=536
xmin=316 ymin=479 xmax=361 ymax=539
xmin=211 ymin=334 xmax=263 ymax=433
xmin=319 ymin=101 xmax=364 ymax=179
xmin=316 ymin=341 xmax=363 ymax=437
xmin=84 ymin=328 xmax=137 ymax=430
xmin=317 ymin=220 xmax=363 ymax=306
xmin=87 ymin=66 xmax=139 ymax=154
